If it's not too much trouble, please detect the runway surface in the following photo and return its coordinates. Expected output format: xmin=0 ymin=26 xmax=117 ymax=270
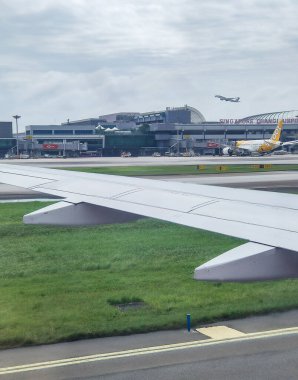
xmin=1 ymin=154 xmax=298 ymax=167
xmin=157 ymin=172 xmax=298 ymax=195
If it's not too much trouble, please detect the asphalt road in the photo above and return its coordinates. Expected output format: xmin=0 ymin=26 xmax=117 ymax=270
xmin=0 ymin=311 xmax=298 ymax=379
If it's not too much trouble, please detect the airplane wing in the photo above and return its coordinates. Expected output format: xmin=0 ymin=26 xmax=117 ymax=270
xmin=282 ymin=140 xmax=298 ymax=146
xmin=0 ymin=164 xmax=297 ymax=282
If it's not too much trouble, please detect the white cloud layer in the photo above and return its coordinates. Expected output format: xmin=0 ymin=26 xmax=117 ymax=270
xmin=1 ymin=0 xmax=298 ymax=128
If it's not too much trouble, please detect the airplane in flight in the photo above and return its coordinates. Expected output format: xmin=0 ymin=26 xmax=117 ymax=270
xmin=223 ymin=120 xmax=298 ymax=156
xmin=0 ymin=163 xmax=297 ymax=282
xmin=215 ymin=95 xmax=240 ymax=102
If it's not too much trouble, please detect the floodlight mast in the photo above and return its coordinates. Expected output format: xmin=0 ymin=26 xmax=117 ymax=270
xmin=12 ymin=115 xmax=21 ymax=157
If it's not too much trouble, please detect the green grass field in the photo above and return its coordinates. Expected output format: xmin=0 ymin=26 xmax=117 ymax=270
xmin=0 ymin=202 xmax=298 ymax=349
xmin=64 ymin=164 xmax=298 ymax=176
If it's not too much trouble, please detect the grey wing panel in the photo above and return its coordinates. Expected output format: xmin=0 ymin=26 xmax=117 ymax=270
xmin=1 ymin=164 xmax=298 ymax=253
xmin=88 ymin=195 xmax=298 ymax=252
xmin=0 ymin=164 xmax=63 ymax=188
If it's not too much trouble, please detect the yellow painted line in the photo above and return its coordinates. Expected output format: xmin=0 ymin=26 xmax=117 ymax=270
xmin=197 ymin=326 xmax=246 ymax=339
xmin=0 ymin=327 xmax=298 ymax=375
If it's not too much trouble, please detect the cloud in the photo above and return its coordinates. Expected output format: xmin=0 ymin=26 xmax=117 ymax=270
xmin=1 ymin=0 xmax=298 ymax=127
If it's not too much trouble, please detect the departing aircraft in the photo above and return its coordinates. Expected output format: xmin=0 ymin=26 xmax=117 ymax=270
xmin=0 ymin=164 xmax=297 ymax=282
xmin=223 ymin=120 xmax=298 ymax=156
xmin=215 ymin=95 xmax=240 ymax=102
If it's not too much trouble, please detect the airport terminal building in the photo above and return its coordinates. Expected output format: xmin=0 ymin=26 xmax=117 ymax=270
xmin=2 ymin=107 xmax=298 ymax=157
xmin=150 ymin=108 xmax=298 ymax=155
xmin=0 ymin=122 xmax=15 ymax=158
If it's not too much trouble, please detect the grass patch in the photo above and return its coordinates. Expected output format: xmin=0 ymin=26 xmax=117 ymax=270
xmin=62 ymin=164 xmax=298 ymax=176
xmin=0 ymin=202 xmax=297 ymax=348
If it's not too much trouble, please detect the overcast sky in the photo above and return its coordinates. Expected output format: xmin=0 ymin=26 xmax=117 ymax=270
xmin=1 ymin=0 xmax=298 ymax=130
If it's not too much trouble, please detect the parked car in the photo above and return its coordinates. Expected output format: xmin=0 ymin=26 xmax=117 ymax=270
xmin=121 ymin=151 xmax=131 ymax=157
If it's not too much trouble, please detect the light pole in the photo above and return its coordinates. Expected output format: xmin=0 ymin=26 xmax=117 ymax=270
xmin=13 ymin=115 xmax=21 ymax=157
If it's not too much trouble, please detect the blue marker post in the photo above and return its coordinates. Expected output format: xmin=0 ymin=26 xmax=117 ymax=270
xmin=186 ymin=313 xmax=191 ymax=332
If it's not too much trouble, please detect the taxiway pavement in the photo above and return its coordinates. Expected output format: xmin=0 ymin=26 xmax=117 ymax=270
xmin=1 ymin=154 xmax=298 ymax=168
xmin=0 ymin=310 xmax=297 ymax=379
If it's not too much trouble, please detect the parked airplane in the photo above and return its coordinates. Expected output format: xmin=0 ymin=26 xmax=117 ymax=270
xmin=215 ymin=95 xmax=240 ymax=102
xmin=0 ymin=164 xmax=297 ymax=282
xmin=222 ymin=120 xmax=298 ymax=156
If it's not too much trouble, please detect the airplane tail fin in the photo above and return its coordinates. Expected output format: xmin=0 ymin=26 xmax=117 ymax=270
xmin=270 ymin=120 xmax=283 ymax=142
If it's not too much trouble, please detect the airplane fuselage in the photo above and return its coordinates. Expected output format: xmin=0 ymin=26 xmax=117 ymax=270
xmin=236 ymin=139 xmax=281 ymax=153
xmin=215 ymin=95 xmax=240 ymax=102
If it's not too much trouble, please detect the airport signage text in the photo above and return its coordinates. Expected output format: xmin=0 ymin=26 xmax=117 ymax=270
xmin=219 ymin=118 xmax=298 ymax=125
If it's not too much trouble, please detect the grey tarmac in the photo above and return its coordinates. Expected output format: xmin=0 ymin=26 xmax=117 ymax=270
xmin=1 ymin=153 xmax=298 ymax=168
xmin=0 ymin=310 xmax=298 ymax=379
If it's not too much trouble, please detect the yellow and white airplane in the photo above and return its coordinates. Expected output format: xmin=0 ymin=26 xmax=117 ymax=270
xmin=223 ymin=120 xmax=298 ymax=156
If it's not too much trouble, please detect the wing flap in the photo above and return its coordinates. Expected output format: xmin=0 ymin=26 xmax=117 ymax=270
xmin=0 ymin=171 xmax=57 ymax=188
xmin=190 ymin=199 xmax=298 ymax=232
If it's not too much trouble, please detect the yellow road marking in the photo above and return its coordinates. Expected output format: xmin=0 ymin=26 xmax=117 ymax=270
xmin=0 ymin=327 xmax=298 ymax=375
xmin=197 ymin=326 xmax=246 ymax=339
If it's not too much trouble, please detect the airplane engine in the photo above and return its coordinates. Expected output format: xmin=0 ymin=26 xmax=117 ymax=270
xmin=222 ymin=147 xmax=233 ymax=156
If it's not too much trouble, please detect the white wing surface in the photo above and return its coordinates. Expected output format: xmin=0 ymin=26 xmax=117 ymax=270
xmin=283 ymin=140 xmax=298 ymax=146
xmin=0 ymin=164 xmax=297 ymax=282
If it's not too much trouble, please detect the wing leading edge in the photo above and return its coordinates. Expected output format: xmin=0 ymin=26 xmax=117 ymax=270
xmin=0 ymin=164 xmax=297 ymax=282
